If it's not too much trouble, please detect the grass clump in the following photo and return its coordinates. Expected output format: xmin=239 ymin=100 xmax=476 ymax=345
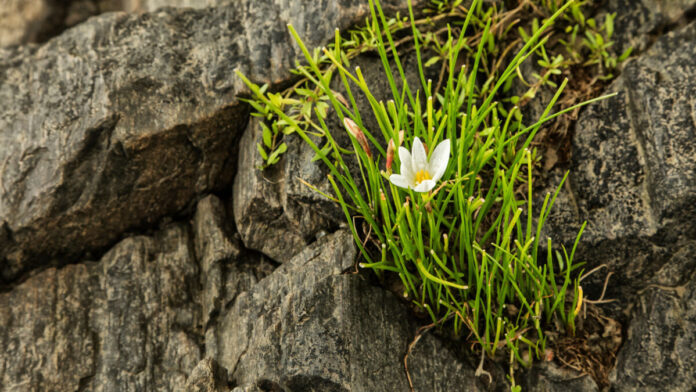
xmin=238 ymin=0 xmax=621 ymax=388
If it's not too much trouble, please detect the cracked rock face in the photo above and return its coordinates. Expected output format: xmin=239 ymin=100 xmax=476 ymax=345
xmin=543 ymin=19 xmax=696 ymax=391
xmin=0 ymin=194 xmax=272 ymax=392
xmin=602 ymin=0 xmax=696 ymax=55
xmin=521 ymin=362 xmax=599 ymax=392
xmin=546 ymin=21 xmax=696 ymax=291
xmin=0 ymin=223 xmax=203 ymax=391
xmin=185 ymin=358 xmax=230 ymax=392
xmin=609 ymin=242 xmax=696 ymax=392
xmin=217 ymin=230 xmax=499 ymax=391
xmin=232 ymin=118 xmax=340 ymax=263
xmin=0 ymin=0 xmax=424 ymax=283
xmin=124 ymin=0 xmax=222 ymax=12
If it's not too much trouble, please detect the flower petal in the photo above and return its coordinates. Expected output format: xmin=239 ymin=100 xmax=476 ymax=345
xmin=411 ymin=137 xmax=427 ymax=173
xmin=398 ymin=146 xmax=414 ymax=180
xmin=428 ymin=139 xmax=451 ymax=182
xmin=389 ymin=174 xmax=411 ymax=189
xmin=413 ymin=179 xmax=437 ymax=193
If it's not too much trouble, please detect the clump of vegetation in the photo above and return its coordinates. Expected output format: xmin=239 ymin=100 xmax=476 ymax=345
xmin=238 ymin=0 xmax=627 ymax=389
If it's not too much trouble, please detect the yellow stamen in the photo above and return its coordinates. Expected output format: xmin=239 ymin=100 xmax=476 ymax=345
xmin=415 ymin=170 xmax=432 ymax=185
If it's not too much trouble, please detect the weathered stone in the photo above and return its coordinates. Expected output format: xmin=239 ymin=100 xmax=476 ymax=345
xmin=0 ymin=0 xmax=52 ymax=47
xmin=601 ymin=0 xmax=696 ymax=55
xmin=123 ymin=0 xmax=220 ymax=12
xmin=231 ymin=385 xmax=263 ymax=392
xmin=193 ymin=194 xmax=240 ymax=272
xmin=609 ymin=242 xmax=696 ymax=392
xmin=0 ymin=224 xmax=202 ymax=392
xmin=216 ymin=229 xmax=497 ymax=391
xmin=406 ymin=332 xmax=506 ymax=392
xmin=544 ymin=21 xmax=696 ymax=295
xmin=194 ymin=195 xmax=241 ymax=327
xmin=232 ymin=118 xmax=343 ymax=263
xmin=185 ymin=358 xmax=230 ymax=392
xmin=0 ymin=0 xmax=122 ymax=48
xmin=0 ymin=0 xmax=424 ymax=282
xmin=232 ymin=119 xmax=312 ymax=263
xmin=521 ymin=362 xmax=598 ymax=392
xmin=536 ymin=20 xmax=696 ymax=391
xmin=191 ymin=194 xmax=278 ymax=361
xmin=200 ymin=234 xmax=277 ymax=360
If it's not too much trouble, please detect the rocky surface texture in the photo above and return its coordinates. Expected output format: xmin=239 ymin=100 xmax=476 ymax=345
xmin=0 ymin=0 xmax=423 ymax=283
xmin=0 ymin=220 xmax=202 ymax=391
xmin=602 ymin=0 xmax=696 ymax=55
xmin=0 ymin=0 xmax=125 ymax=47
xmin=546 ymin=19 xmax=696 ymax=291
xmin=232 ymin=118 xmax=341 ymax=263
xmin=0 ymin=1 xmax=265 ymax=49
xmin=1 ymin=0 xmax=696 ymax=391
xmin=215 ymin=229 xmax=502 ymax=391
xmin=543 ymin=13 xmax=696 ymax=392
xmin=125 ymin=0 xmax=221 ymax=12
xmin=609 ymin=244 xmax=696 ymax=391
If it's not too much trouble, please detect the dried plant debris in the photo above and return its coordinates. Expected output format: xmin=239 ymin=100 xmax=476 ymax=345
xmin=553 ymin=303 xmax=622 ymax=389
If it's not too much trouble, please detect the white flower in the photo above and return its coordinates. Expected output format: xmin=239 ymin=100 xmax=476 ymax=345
xmin=389 ymin=137 xmax=450 ymax=192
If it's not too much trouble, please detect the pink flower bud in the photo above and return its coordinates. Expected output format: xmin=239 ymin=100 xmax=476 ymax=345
xmin=386 ymin=130 xmax=404 ymax=173
xmin=386 ymin=138 xmax=396 ymax=172
xmin=343 ymin=118 xmax=372 ymax=159
xmin=343 ymin=117 xmax=360 ymax=138
xmin=334 ymin=92 xmax=350 ymax=108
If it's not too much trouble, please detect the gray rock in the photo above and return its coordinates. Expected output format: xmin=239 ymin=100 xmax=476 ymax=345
xmin=216 ymin=229 xmax=495 ymax=391
xmin=185 ymin=358 xmax=230 ymax=392
xmin=406 ymin=332 xmax=506 ymax=392
xmin=192 ymin=194 xmax=277 ymax=360
xmin=522 ymin=362 xmax=598 ymax=392
xmin=601 ymin=0 xmax=696 ymax=55
xmin=202 ymin=234 xmax=277 ymax=360
xmin=232 ymin=118 xmax=343 ymax=263
xmin=0 ymin=0 xmax=51 ymax=47
xmin=545 ymin=21 xmax=696 ymax=294
xmin=232 ymin=119 xmax=310 ymax=263
xmin=0 ymin=224 xmax=202 ymax=392
xmin=231 ymin=385 xmax=263 ymax=392
xmin=609 ymin=242 xmax=696 ymax=391
xmin=124 ymin=0 xmax=221 ymax=12
xmin=540 ymin=20 xmax=696 ymax=391
xmin=0 ymin=191 xmax=284 ymax=391
xmin=0 ymin=0 xmax=423 ymax=282
xmin=194 ymin=195 xmax=241 ymax=327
